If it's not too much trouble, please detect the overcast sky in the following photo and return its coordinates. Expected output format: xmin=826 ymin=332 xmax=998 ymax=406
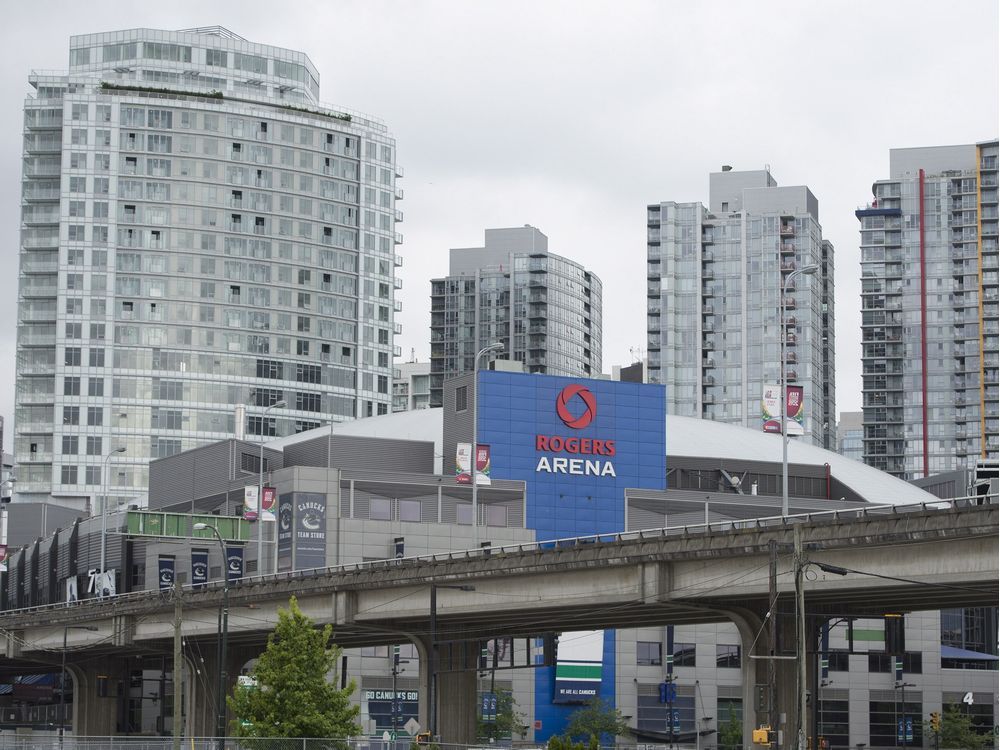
xmin=0 ymin=1 xmax=997 ymax=452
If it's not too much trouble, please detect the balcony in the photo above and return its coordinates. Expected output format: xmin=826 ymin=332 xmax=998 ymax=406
xmin=780 ymin=243 xmax=795 ymax=255
xmin=703 ymin=358 xmax=716 ymax=369
xmin=782 ymin=297 xmax=796 ymax=310
xmin=785 ymin=352 xmax=797 ymax=364
xmin=779 ymin=224 xmax=794 ymax=237
xmin=785 ymin=333 xmax=797 ymax=345
xmin=781 ymin=260 xmax=797 ymax=272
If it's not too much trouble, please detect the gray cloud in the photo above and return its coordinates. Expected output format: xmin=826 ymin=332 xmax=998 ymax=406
xmin=0 ymin=0 xmax=996 ymax=452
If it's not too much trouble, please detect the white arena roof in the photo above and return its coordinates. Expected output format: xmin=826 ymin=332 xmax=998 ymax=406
xmin=268 ymin=407 xmax=937 ymax=506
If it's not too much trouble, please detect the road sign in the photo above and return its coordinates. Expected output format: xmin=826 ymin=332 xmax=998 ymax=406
xmin=404 ymin=718 xmax=421 ymax=736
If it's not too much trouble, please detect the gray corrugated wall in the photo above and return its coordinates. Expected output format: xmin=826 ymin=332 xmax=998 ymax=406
xmin=149 ymin=439 xmax=284 ymax=509
xmin=283 ymin=434 xmax=434 ymax=474
xmin=442 ymin=372 xmax=475 ymax=477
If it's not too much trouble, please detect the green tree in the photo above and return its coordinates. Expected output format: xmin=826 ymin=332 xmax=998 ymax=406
xmin=227 ymin=596 xmax=361 ymax=738
xmin=718 ymin=713 xmax=743 ymax=750
xmin=929 ymin=704 xmax=989 ymax=750
xmin=563 ymin=698 xmax=631 ymax=744
xmin=476 ymin=690 xmax=528 ymax=741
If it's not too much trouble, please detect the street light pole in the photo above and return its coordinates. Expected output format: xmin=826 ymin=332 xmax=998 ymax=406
xmin=99 ymin=447 xmax=127 ymax=578
xmin=60 ymin=625 xmax=96 ymax=746
xmin=194 ymin=523 xmax=229 ymax=749
xmin=471 ymin=343 xmax=502 ymax=549
xmin=257 ymin=399 xmax=285 ymax=575
xmin=428 ymin=583 xmax=475 ymax=741
xmin=780 ymin=264 xmax=818 ymax=516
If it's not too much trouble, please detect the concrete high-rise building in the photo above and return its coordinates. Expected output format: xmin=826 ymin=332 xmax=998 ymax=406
xmin=16 ymin=27 xmax=403 ymax=508
xmin=647 ymin=167 xmax=836 ymax=448
xmin=392 ymin=360 xmax=431 ymax=412
xmin=857 ymin=141 xmax=999 ymax=479
xmin=837 ymin=410 xmax=864 ymax=462
xmin=429 ymin=226 xmax=602 ymax=407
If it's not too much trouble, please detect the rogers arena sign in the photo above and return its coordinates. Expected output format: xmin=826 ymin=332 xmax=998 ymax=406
xmin=536 ymin=385 xmax=617 ymax=477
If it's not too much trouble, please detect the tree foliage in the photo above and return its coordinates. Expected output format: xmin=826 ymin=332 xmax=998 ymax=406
xmin=477 ymin=689 xmax=528 ymax=741
xmin=562 ymin=698 xmax=631 ymax=744
xmin=227 ymin=596 xmax=361 ymax=738
xmin=930 ymin=704 xmax=990 ymax=750
xmin=718 ymin=713 xmax=743 ymax=750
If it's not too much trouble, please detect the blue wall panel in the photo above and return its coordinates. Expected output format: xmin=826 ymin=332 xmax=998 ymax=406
xmin=476 ymin=371 xmax=666 ymax=739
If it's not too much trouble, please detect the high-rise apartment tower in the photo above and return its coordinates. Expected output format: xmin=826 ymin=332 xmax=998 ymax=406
xmin=16 ymin=27 xmax=403 ymax=507
xmin=429 ymin=226 xmax=602 ymax=407
xmin=857 ymin=141 xmax=998 ymax=478
xmin=647 ymin=167 xmax=836 ymax=448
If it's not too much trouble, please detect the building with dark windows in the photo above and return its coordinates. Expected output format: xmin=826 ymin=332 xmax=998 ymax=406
xmin=15 ymin=27 xmax=403 ymax=510
xmin=2 ymin=372 xmax=993 ymax=745
xmin=429 ymin=226 xmax=601 ymax=407
xmin=857 ymin=141 xmax=999 ymax=480
xmin=647 ymin=167 xmax=836 ymax=449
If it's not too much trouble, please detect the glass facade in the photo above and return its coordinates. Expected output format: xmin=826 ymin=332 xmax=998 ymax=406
xmin=16 ymin=28 xmax=403 ymax=505
xmin=429 ymin=227 xmax=602 ymax=407
xmin=858 ymin=141 xmax=998 ymax=478
xmin=647 ymin=171 xmax=835 ymax=448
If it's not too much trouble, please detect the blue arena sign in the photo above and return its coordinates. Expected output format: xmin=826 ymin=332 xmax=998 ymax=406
xmin=476 ymin=371 xmax=667 ymax=741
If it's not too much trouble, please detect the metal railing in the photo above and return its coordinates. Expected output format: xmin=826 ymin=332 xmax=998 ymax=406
xmin=0 ymin=494 xmax=995 ymax=622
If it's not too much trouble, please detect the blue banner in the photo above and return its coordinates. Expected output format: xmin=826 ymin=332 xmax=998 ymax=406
xmin=226 ymin=545 xmax=244 ymax=583
xmin=157 ymin=555 xmax=175 ymax=590
xmin=191 ymin=548 xmax=208 ymax=589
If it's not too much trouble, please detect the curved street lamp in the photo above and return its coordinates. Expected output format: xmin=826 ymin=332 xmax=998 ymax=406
xmin=471 ymin=343 xmax=503 ymax=549
xmin=780 ymin=265 xmax=818 ymax=516
xmin=99 ymin=447 xmax=127 ymax=578
xmin=257 ymin=399 xmax=286 ymax=574
xmin=194 ymin=522 xmax=229 ymax=749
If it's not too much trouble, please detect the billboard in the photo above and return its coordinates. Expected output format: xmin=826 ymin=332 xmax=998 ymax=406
xmin=762 ymin=383 xmax=805 ymax=436
xmin=553 ymin=630 xmax=603 ymax=703
xmin=294 ymin=493 xmax=327 ymax=570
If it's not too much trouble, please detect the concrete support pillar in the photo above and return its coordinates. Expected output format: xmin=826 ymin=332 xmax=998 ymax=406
xmin=73 ymin=661 xmax=122 ymax=736
xmin=437 ymin=641 xmax=479 ymax=745
xmin=727 ymin=608 xmax=771 ymax=749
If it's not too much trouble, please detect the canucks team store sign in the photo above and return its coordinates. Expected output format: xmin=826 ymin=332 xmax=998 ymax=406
xmin=476 ymin=371 xmax=666 ymax=739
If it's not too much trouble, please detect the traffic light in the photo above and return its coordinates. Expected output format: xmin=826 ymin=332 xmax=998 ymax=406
xmin=885 ymin=613 xmax=905 ymax=655
xmin=930 ymin=711 xmax=941 ymax=733
xmin=752 ymin=726 xmax=775 ymax=746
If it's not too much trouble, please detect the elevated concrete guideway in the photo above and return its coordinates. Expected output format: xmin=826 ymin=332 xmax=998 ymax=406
xmin=1 ymin=499 xmax=996 ymax=641
xmin=0 ymin=498 xmax=996 ymax=745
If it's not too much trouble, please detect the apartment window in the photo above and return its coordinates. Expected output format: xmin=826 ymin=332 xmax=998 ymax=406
xmin=377 ymin=375 xmax=388 ymax=394
xmin=361 ymin=645 xmax=389 ymax=658
xmin=88 ymin=378 xmax=104 ymax=397
xmin=826 ymin=650 xmax=850 ymax=672
xmin=455 ymin=385 xmax=468 ymax=413
xmin=64 ymin=347 xmax=82 ymax=366
xmin=65 ymin=322 xmax=82 ymax=339
xmin=295 ymin=392 xmax=321 ymax=412
xmin=206 ymin=49 xmax=227 ymax=67
xmin=60 ymin=465 xmax=78 ymax=485
xmin=61 ymin=436 xmax=79 ymax=455
xmin=637 ymin=641 xmax=662 ymax=666
xmin=63 ymin=406 xmax=80 ymax=425
xmin=868 ymin=652 xmax=922 ymax=674
xmin=89 ymin=348 xmax=105 ymax=367
xmin=716 ymin=644 xmax=741 ymax=668
xmin=87 ymin=407 xmax=104 ymax=426
xmin=296 ymin=340 xmax=310 ymax=356
xmin=63 ymin=376 xmax=81 ymax=396
xmin=86 ymin=436 xmax=102 ymax=456
xmin=85 ymin=466 xmax=101 ymax=485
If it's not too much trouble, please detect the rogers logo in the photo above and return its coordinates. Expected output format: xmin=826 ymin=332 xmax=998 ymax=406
xmin=556 ymin=384 xmax=596 ymax=429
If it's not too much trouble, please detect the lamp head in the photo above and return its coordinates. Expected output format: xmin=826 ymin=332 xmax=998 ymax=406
xmin=272 ymin=399 xmax=287 ymax=408
xmin=114 ymin=447 xmax=126 ymax=454
xmin=801 ymin=264 xmax=820 ymax=275
xmin=193 ymin=522 xmax=209 ymax=531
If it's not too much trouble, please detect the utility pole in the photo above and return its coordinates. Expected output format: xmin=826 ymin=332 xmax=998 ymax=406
xmin=795 ymin=526 xmax=807 ymax=750
xmin=768 ymin=539 xmax=778 ymax=748
xmin=173 ymin=581 xmax=183 ymax=750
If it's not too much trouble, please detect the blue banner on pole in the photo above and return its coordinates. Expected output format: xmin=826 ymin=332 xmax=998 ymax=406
xmin=226 ymin=545 xmax=244 ymax=583
xmin=905 ymin=716 xmax=913 ymax=742
xmin=191 ymin=548 xmax=208 ymax=589
xmin=157 ymin=555 xmax=175 ymax=590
